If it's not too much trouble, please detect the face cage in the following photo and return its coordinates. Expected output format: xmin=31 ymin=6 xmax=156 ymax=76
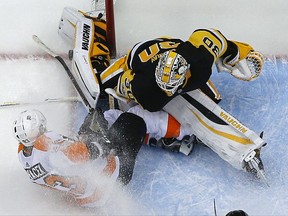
xmin=155 ymin=60 xmax=189 ymax=95
xmin=156 ymin=74 xmax=186 ymax=95
xmin=14 ymin=124 xmax=34 ymax=145
xmin=155 ymin=50 xmax=190 ymax=95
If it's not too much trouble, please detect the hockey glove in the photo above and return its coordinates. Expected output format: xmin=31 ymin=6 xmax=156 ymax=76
xmin=86 ymin=141 xmax=104 ymax=159
xmin=216 ymin=51 xmax=264 ymax=81
xmin=216 ymin=41 xmax=264 ymax=81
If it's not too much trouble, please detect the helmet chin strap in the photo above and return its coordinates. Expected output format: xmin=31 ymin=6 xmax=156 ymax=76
xmin=164 ymin=90 xmax=174 ymax=97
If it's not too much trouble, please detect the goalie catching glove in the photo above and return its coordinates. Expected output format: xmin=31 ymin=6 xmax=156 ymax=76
xmin=216 ymin=41 xmax=264 ymax=81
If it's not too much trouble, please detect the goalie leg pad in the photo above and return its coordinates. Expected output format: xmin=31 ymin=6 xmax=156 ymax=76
xmin=58 ymin=7 xmax=84 ymax=45
xmin=93 ymin=19 xmax=108 ymax=44
xmin=59 ymin=7 xmax=112 ymax=109
xmin=71 ymin=17 xmax=101 ymax=109
xmin=58 ymin=7 xmax=109 ymax=45
xmin=163 ymin=89 xmax=265 ymax=170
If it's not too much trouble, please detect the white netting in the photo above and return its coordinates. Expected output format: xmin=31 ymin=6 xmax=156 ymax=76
xmin=91 ymin=0 xmax=105 ymax=11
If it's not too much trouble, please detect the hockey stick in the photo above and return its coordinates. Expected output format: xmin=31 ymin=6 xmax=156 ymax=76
xmin=0 ymin=96 xmax=80 ymax=108
xmin=32 ymin=35 xmax=94 ymax=113
xmin=213 ymin=199 xmax=217 ymax=216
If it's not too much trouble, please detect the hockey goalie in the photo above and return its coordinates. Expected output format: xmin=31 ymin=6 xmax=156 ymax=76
xmin=57 ymin=6 xmax=267 ymax=183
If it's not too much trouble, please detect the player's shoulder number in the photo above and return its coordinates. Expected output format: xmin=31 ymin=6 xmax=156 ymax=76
xmin=138 ymin=41 xmax=180 ymax=63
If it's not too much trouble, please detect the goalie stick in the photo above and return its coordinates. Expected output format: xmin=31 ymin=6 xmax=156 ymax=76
xmin=32 ymin=35 xmax=94 ymax=113
xmin=0 ymin=96 xmax=80 ymax=108
xmin=32 ymin=35 xmax=112 ymax=146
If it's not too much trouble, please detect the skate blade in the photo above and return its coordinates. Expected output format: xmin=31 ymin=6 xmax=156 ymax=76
xmin=249 ymin=158 xmax=270 ymax=187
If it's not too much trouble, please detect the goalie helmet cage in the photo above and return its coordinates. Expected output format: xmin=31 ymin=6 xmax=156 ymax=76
xmin=91 ymin=0 xmax=117 ymax=59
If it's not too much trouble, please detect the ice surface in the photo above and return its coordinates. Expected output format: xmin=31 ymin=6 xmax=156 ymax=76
xmin=1 ymin=0 xmax=288 ymax=215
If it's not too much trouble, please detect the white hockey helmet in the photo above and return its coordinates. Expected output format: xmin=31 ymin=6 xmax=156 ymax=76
xmin=155 ymin=50 xmax=190 ymax=95
xmin=13 ymin=109 xmax=47 ymax=146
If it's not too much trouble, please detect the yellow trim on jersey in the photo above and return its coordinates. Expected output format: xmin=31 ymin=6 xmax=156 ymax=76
xmin=118 ymin=69 xmax=135 ymax=98
xmin=100 ymin=56 xmax=127 ymax=84
xmin=191 ymin=109 xmax=253 ymax=145
xmin=188 ymin=28 xmax=228 ymax=60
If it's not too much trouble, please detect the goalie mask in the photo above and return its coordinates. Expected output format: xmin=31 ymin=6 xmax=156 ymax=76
xmin=13 ymin=109 xmax=47 ymax=146
xmin=155 ymin=50 xmax=190 ymax=95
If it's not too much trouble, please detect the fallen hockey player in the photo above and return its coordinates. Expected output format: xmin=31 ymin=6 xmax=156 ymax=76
xmin=14 ymin=103 xmax=199 ymax=208
xmin=13 ymin=109 xmax=199 ymax=207
xmin=14 ymin=109 xmax=146 ymax=207
xmin=56 ymin=7 xmax=266 ymax=182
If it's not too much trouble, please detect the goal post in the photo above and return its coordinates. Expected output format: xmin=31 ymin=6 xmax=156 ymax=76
xmin=105 ymin=0 xmax=117 ymax=59
xmin=91 ymin=0 xmax=117 ymax=59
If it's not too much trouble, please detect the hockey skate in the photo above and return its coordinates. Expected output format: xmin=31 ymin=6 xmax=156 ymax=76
xmin=78 ymin=108 xmax=110 ymax=145
xmin=89 ymin=108 xmax=109 ymax=134
xmin=243 ymin=149 xmax=268 ymax=185
xmin=150 ymin=135 xmax=196 ymax=156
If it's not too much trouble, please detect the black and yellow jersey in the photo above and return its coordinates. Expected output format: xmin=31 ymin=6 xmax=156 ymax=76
xmin=100 ymin=28 xmax=238 ymax=111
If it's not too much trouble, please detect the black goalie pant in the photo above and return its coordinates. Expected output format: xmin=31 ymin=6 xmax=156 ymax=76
xmin=107 ymin=112 xmax=147 ymax=185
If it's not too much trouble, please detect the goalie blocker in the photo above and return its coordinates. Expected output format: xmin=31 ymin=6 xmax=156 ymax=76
xmin=58 ymin=7 xmax=110 ymax=110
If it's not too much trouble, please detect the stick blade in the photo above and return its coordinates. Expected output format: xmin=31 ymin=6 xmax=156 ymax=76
xmin=32 ymin=35 xmax=57 ymax=57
